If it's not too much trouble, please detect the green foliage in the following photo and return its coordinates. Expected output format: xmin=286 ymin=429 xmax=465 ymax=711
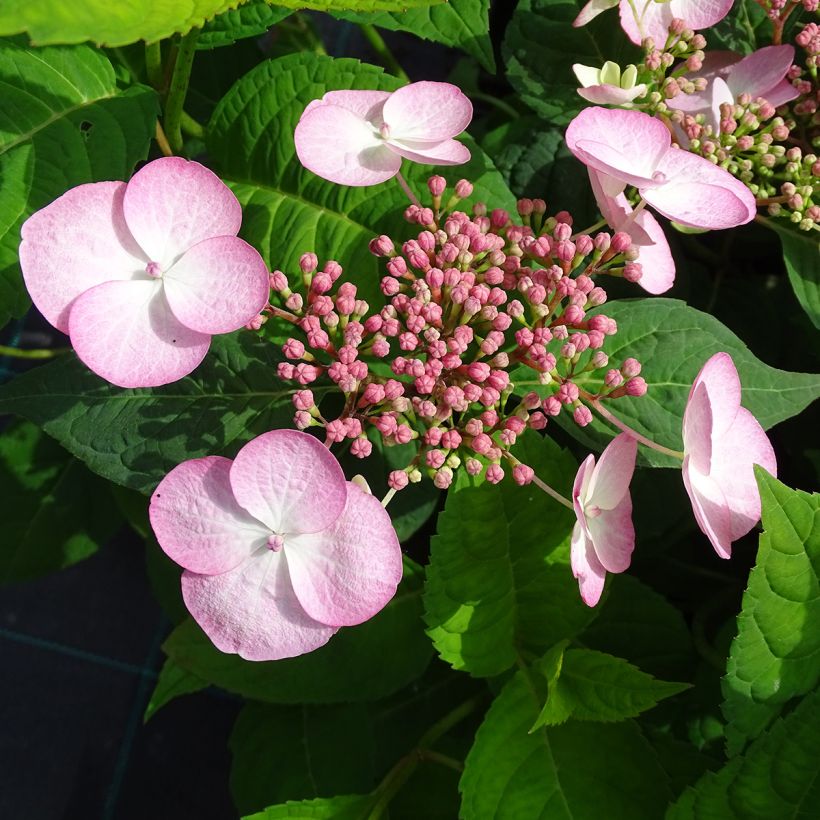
xmin=502 ymin=0 xmax=639 ymax=126
xmin=531 ymin=645 xmax=690 ymax=729
xmin=527 ymin=298 xmax=820 ymax=467
xmin=0 ymin=334 xmax=294 ymax=493
xmin=261 ymin=0 xmax=446 ymax=11
xmin=460 ymin=666 xmax=672 ymax=819
xmin=163 ymin=583 xmax=432 ymax=703
xmin=244 ymin=793 xmax=377 ymax=820
xmin=668 ymin=687 xmax=820 ymax=818
xmin=207 ymin=52 xmax=514 ymax=307
xmin=0 ymin=419 xmax=121 ymax=583
xmin=334 ymin=0 xmax=495 ymax=73
xmin=143 ymin=658 xmax=207 ymax=722
xmin=721 ymin=469 xmax=820 ymax=755
xmin=0 ymin=37 xmax=157 ymax=328
xmin=770 ymin=220 xmax=820 ymax=330
xmin=706 ymin=0 xmax=769 ymax=53
xmin=199 ymin=1 xmax=292 ymax=49
xmin=423 ymin=432 xmax=595 ymax=677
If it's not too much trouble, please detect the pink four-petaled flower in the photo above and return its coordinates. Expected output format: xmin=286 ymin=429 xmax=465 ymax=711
xmin=682 ymin=353 xmax=777 ymax=559
xmin=570 ymin=432 xmax=638 ymax=607
xmin=149 ymin=430 xmax=403 ymax=661
xmin=294 ymin=81 xmax=472 ymax=186
xmin=20 ymin=157 xmax=270 ymax=388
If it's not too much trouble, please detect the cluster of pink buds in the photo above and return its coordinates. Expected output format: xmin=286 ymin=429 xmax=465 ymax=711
xmin=268 ymin=176 xmax=647 ymax=491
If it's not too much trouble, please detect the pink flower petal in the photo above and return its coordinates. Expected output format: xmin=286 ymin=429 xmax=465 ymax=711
xmin=386 ymin=137 xmax=471 ymax=166
xmin=566 ymin=108 xmax=671 ymax=188
xmin=19 ymin=181 xmax=146 ymax=333
xmin=149 ymin=456 xmax=268 ymax=574
xmin=763 ymin=78 xmax=799 ymax=108
xmin=587 ymin=494 xmax=635 ymax=573
xmin=631 ymin=209 xmax=676 ymax=294
xmin=295 ymin=103 xmax=401 ymax=186
xmin=619 ymin=0 xmax=733 ymax=45
xmin=574 ymin=0 xmax=620 ymax=26
xmin=727 ymin=45 xmax=795 ymax=101
xmin=382 ymin=81 xmax=473 ymax=143
xmin=682 ymin=371 xmax=715 ymax=476
xmin=682 ymin=457 xmax=734 ymax=558
xmin=577 ymin=83 xmax=648 ymax=105
xmin=163 ymin=236 xmax=270 ymax=335
xmin=645 ymin=149 xmax=756 ymax=229
xmin=181 ymin=554 xmax=337 ymax=661
xmin=286 ymin=483 xmax=402 ymax=627
xmin=587 ymin=433 xmax=637 ymax=510
xmin=229 ymin=430 xmax=348 ymax=535
xmin=123 ymin=157 xmax=242 ymax=267
xmin=571 ymin=523 xmax=607 ymax=606
xmin=67 ymin=280 xmax=210 ymax=388
xmin=318 ymin=89 xmax=391 ymax=121
xmin=687 ymin=352 xmax=742 ymax=445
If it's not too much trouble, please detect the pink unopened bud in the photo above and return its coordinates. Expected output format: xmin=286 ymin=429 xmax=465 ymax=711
xmin=441 ymin=430 xmax=462 ymax=450
xmin=388 ymin=470 xmax=409 ymax=490
xmin=465 ymin=458 xmax=483 ymax=476
xmin=293 ymin=389 xmax=314 ymax=410
xmin=486 ymin=464 xmax=504 ymax=484
xmin=270 ymin=270 xmax=288 ymax=291
xmin=625 ymin=376 xmax=648 ymax=396
xmin=285 ymin=293 xmax=303 ymax=312
xmin=294 ymin=410 xmax=312 ymax=430
xmin=528 ymin=411 xmax=548 ymax=430
xmin=426 ymin=449 xmax=446 ymax=469
xmin=621 ymin=358 xmax=641 ymax=377
xmin=428 ymin=175 xmax=447 ymax=197
xmin=455 ymin=180 xmax=473 ymax=198
xmin=300 ymin=252 xmax=318 ymax=274
xmin=557 ymin=382 xmax=580 ymax=404
xmin=471 ymin=433 xmax=493 ymax=454
xmin=350 ymin=437 xmax=373 ymax=459
xmin=512 ymin=464 xmax=534 ymax=486
xmin=610 ymin=232 xmax=632 ymax=254
xmin=325 ymin=419 xmax=347 ymax=443
xmin=573 ymin=405 xmax=593 ymax=427
xmin=295 ymin=363 xmax=320 ymax=384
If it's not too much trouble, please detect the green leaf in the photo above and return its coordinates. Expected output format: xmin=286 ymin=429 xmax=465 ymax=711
xmin=244 ymin=793 xmax=377 ymax=820
xmin=460 ymin=667 xmax=672 ymax=819
xmin=0 ymin=419 xmax=121 ymax=583
xmin=0 ymin=333 xmax=295 ymax=493
xmin=198 ymin=1 xmax=292 ymax=49
xmin=721 ymin=469 xmax=820 ymax=755
xmin=0 ymin=37 xmax=157 ymax=328
xmin=143 ymin=658 xmax=207 ymax=723
xmin=207 ymin=53 xmax=515 ymax=308
xmin=769 ymin=220 xmax=820 ymax=330
xmin=668 ymin=687 xmax=820 ymax=819
xmin=261 ymin=0 xmax=445 ymax=10
xmin=707 ymin=0 xmax=768 ymax=53
xmin=423 ymin=431 xmax=595 ymax=677
xmin=333 ymin=0 xmax=495 ymax=73
xmin=532 ymin=648 xmax=690 ymax=729
xmin=522 ymin=298 xmax=820 ymax=467
xmin=163 ymin=585 xmax=432 ymax=703
xmin=502 ymin=0 xmax=639 ymax=126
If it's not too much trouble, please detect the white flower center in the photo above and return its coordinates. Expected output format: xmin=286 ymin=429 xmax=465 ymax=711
xmin=267 ymin=534 xmax=285 ymax=552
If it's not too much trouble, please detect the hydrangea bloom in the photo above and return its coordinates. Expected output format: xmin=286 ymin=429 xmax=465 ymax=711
xmin=294 ymin=82 xmax=472 ymax=186
xmin=682 ymin=353 xmax=777 ymax=559
xmin=149 ymin=430 xmax=403 ymax=661
xmin=669 ymin=46 xmax=799 ymax=131
xmin=565 ymin=107 xmax=757 ymax=230
xmin=571 ymin=433 xmax=637 ymax=606
xmin=573 ymin=61 xmax=648 ymax=105
xmin=19 ymin=157 xmax=270 ymax=388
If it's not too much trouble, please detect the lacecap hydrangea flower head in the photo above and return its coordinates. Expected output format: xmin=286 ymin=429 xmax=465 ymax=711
xmin=19 ymin=157 xmax=270 ymax=388
xmin=149 ymin=429 xmax=403 ymax=661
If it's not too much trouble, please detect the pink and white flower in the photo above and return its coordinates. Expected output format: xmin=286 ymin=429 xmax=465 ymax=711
xmin=19 ymin=157 xmax=270 ymax=388
xmin=682 ymin=353 xmax=777 ymax=559
xmin=294 ymin=81 xmax=472 ymax=187
xmin=571 ymin=432 xmax=638 ymax=607
xmin=149 ymin=430 xmax=403 ymax=661
xmin=669 ymin=46 xmax=799 ymax=131
xmin=565 ymin=107 xmax=756 ymax=230
xmin=573 ymin=61 xmax=648 ymax=105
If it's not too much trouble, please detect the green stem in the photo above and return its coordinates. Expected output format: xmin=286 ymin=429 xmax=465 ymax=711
xmin=420 ymin=750 xmax=464 ymax=773
xmin=360 ymin=24 xmax=409 ymax=82
xmin=180 ymin=111 xmax=205 ymax=139
xmin=590 ymin=398 xmax=684 ymax=460
xmin=0 ymin=345 xmax=66 ymax=359
xmin=164 ymin=29 xmax=199 ymax=154
xmin=469 ymin=91 xmax=519 ymax=119
xmin=145 ymin=41 xmax=163 ymax=90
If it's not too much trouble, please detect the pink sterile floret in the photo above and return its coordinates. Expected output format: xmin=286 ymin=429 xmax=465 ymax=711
xmin=619 ymin=0 xmax=733 ymax=45
xmin=681 ymin=352 xmax=777 ymax=559
xmin=19 ymin=157 xmax=270 ymax=388
xmin=565 ymin=107 xmax=756 ymax=230
xmin=294 ymin=82 xmax=473 ymax=187
xmin=571 ymin=432 xmax=638 ymax=607
xmin=149 ymin=430 xmax=403 ymax=661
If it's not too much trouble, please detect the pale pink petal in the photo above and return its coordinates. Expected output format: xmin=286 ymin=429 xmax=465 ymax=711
xmin=319 ymin=89 xmax=391 ymax=122
xmin=763 ymin=79 xmax=799 ymax=108
xmin=566 ymin=108 xmax=671 ymax=188
xmin=149 ymin=457 xmax=268 ymax=574
xmin=690 ymin=352 xmax=742 ymax=442
xmin=619 ymin=0 xmax=733 ymax=45
xmin=181 ymin=553 xmax=337 ymax=661
xmin=573 ymin=453 xmax=597 ymax=512
xmin=295 ymin=103 xmax=401 ymax=186
xmin=19 ymin=182 xmax=146 ymax=333
xmin=571 ymin=523 xmax=607 ymax=606
xmin=631 ymin=209 xmax=676 ymax=294
xmin=229 ymin=430 xmax=347 ymax=535
xmin=123 ymin=158 xmax=242 ymax=267
xmin=727 ymin=45 xmax=795 ymax=101
xmin=286 ymin=483 xmax=402 ymax=627
xmin=574 ymin=0 xmax=619 ymax=26
xmin=382 ymin=82 xmax=473 ymax=143
xmin=577 ymin=83 xmax=648 ymax=105
xmin=682 ymin=376 xmax=714 ymax=476
xmin=644 ymin=150 xmax=756 ymax=229
xmin=587 ymin=494 xmax=635 ymax=573
xmin=587 ymin=433 xmax=637 ymax=510
xmin=67 ymin=280 xmax=210 ymax=388
xmin=682 ymin=458 xmax=734 ymax=558
xmin=386 ymin=138 xmax=471 ymax=166
xmin=707 ymin=77 xmax=735 ymax=133
xmin=163 ymin=236 xmax=270 ymax=335
xmin=711 ymin=407 xmax=777 ymax=541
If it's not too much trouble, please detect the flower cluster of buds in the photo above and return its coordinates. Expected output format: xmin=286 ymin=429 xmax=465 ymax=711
xmin=266 ymin=176 xmax=647 ymax=491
